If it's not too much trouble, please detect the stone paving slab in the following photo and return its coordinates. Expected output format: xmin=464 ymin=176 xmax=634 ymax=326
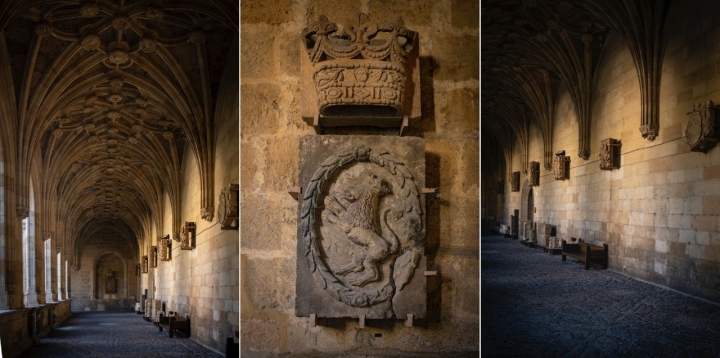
xmin=22 ymin=311 xmax=222 ymax=357
xmin=482 ymin=234 xmax=720 ymax=357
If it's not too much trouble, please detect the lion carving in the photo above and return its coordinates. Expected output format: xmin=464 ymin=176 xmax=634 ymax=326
xmin=322 ymin=173 xmax=399 ymax=287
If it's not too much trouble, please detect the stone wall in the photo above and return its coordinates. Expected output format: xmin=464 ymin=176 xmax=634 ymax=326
xmin=241 ymin=0 xmax=478 ymax=356
xmin=0 ymin=300 xmax=72 ymax=358
xmin=150 ymin=35 xmax=239 ymax=353
xmin=498 ymin=1 xmax=720 ymax=302
xmin=71 ymin=234 xmax=137 ymax=311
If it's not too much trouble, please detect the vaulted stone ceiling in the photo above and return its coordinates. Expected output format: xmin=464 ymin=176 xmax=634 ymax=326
xmin=0 ymin=0 xmax=237 ymax=262
xmin=482 ymin=0 xmax=676 ymax=174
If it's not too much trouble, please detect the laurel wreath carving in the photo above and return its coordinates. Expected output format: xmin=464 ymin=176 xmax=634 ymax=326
xmin=300 ymin=146 xmax=424 ymax=307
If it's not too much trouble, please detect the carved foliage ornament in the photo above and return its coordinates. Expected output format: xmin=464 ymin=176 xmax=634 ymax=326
xmin=300 ymin=146 xmax=424 ymax=308
xmin=599 ymin=138 xmax=620 ymax=170
xmin=686 ymin=101 xmax=719 ymax=152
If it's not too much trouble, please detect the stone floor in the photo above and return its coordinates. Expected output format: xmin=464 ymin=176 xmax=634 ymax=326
xmin=482 ymin=234 xmax=720 ymax=357
xmin=22 ymin=311 xmax=223 ymax=357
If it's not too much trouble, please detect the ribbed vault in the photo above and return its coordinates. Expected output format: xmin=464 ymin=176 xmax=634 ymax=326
xmin=482 ymin=0 xmax=677 ymax=170
xmin=0 ymin=0 xmax=237 ymax=268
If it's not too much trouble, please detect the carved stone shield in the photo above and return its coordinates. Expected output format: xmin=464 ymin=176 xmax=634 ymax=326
xmin=296 ymin=135 xmax=426 ymax=319
xmin=686 ymin=101 xmax=718 ymax=152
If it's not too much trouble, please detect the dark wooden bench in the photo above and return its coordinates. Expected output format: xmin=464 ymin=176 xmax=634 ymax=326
xmin=158 ymin=312 xmax=191 ymax=338
xmin=561 ymin=238 xmax=608 ymax=270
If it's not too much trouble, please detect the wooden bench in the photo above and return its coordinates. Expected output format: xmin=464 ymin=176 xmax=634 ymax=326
xmin=158 ymin=312 xmax=191 ymax=338
xmin=561 ymin=238 xmax=608 ymax=270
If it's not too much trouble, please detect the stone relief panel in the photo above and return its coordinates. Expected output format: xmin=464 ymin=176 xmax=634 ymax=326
xmin=686 ymin=101 xmax=719 ymax=152
xmin=160 ymin=236 xmax=171 ymax=261
xmin=296 ymin=135 xmax=426 ymax=319
xmin=181 ymin=221 xmax=196 ymax=250
xmin=511 ymin=172 xmax=520 ymax=192
xmin=149 ymin=246 xmax=157 ymax=268
xmin=553 ymin=154 xmax=570 ymax=180
xmin=599 ymin=138 xmax=620 ymax=170
xmin=529 ymin=161 xmax=540 ymax=186
xmin=105 ymin=271 xmax=116 ymax=293
xmin=142 ymin=255 xmax=148 ymax=273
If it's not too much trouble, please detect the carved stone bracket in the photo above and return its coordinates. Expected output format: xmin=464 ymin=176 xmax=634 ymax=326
xmin=686 ymin=101 xmax=719 ymax=152
xmin=599 ymin=138 xmax=621 ymax=170
xmin=218 ymin=184 xmax=239 ymax=230
xmin=42 ymin=231 xmax=52 ymax=240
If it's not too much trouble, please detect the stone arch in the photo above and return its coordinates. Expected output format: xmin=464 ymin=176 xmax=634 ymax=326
xmin=92 ymin=251 xmax=128 ymax=300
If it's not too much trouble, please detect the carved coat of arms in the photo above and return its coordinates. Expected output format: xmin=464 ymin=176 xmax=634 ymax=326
xmin=686 ymin=101 xmax=718 ymax=152
xmin=296 ymin=136 xmax=426 ymax=319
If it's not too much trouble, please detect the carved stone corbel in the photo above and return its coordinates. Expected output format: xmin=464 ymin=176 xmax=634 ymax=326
xmin=16 ymin=206 xmax=29 ymax=220
xmin=201 ymin=206 xmax=214 ymax=222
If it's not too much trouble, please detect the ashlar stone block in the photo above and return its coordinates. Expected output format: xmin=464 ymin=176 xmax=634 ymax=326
xmin=296 ymin=135 xmax=426 ymax=319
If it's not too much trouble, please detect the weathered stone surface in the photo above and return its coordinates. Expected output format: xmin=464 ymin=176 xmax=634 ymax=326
xmin=246 ymin=257 xmax=294 ymax=312
xmin=432 ymin=32 xmax=479 ymax=81
xmin=241 ymin=26 xmax=276 ymax=79
xmin=451 ymin=0 xmax=479 ymax=29
xmin=240 ymin=84 xmax=282 ymax=136
xmin=296 ymin=135 xmax=426 ymax=319
xmin=241 ymin=0 xmax=293 ymax=24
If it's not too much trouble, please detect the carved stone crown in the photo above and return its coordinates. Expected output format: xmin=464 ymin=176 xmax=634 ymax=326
xmin=301 ymin=13 xmax=420 ymax=128
xmin=303 ymin=14 xmax=417 ymax=66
